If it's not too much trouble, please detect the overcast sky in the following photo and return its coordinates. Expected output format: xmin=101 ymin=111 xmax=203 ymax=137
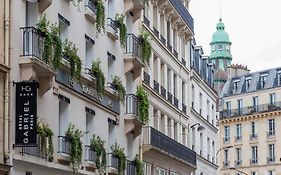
xmin=190 ymin=0 xmax=281 ymax=72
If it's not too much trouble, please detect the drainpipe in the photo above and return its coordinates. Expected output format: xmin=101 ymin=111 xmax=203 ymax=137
xmin=4 ymin=0 xmax=10 ymax=165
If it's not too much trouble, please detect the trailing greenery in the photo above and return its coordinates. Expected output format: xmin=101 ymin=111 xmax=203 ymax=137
xmin=134 ymin=154 xmax=144 ymax=175
xmin=65 ymin=123 xmax=85 ymax=172
xmin=36 ymin=14 xmax=62 ymax=69
xmin=63 ymin=40 xmax=82 ymax=80
xmin=90 ymin=135 xmax=107 ymax=173
xmin=95 ymin=0 xmax=105 ymax=33
xmin=136 ymin=86 xmax=149 ymax=124
xmin=139 ymin=31 xmax=151 ymax=65
xmin=116 ymin=14 xmax=127 ymax=48
xmin=111 ymin=142 xmax=126 ymax=175
xmin=37 ymin=122 xmax=54 ymax=162
xmin=112 ymin=75 xmax=126 ymax=102
xmin=91 ymin=59 xmax=105 ymax=96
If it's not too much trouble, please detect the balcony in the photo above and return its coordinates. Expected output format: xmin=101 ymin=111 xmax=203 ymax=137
xmin=173 ymin=49 xmax=178 ymax=58
xmin=267 ymin=157 xmax=275 ymax=164
xmin=19 ymin=144 xmax=47 ymax=160
xmin=108 ymin=153 xmax=118 ymax=174
xmin=182 ymin=103 xmax=187 ymax=114
xmin=143 ymin=15 xmax=150 ymax=28
xmin=143 ymin=71 xmax=150 ymax=86
xmin=57 ymin=136 xmax=71 ymax=165
xmin=267 ymin=130 xmax=275 ymax=138
xmin=107 ymin=18 xmax=118 ymax=40
xmin=20 ymin=27 xmax=56 ymax=96
xmin=234 ymin=136 xmax=242 ymax=142
xmin=160 ymin=86 xmax=166 ymax=99
xmin=84 ymin=0 xmax=96 ymax=23
xmin=124 ymin=0 xmax=144 ymax=22
xmin=167 ymin=92 xmax=173 ymax=104
xmin=84 ymin=145 xmax=97 ymax=172
xmin=124 ymin=34 xmax=144 ymax=79
xmin=124 ymin=94 xmax=143 ymax=138
xmin=174 ymin=97 xmax=178 ymax=108
xmin=153 ymin=27 xmax=159 ymax=38
xmin=235 ymin=160 xmax=242 ymax=167
xmin=153 ymin=80 xmax=160 ymax=93
xmin=127 ymin=160 xmax=136 ymax=175
xmin=167 ymin=43 xmax=173 ymax=52
xmin=181 ymin=58 xmax=186 ymax=67
xmin=220 ymin=101 xmax=281 ymax=119
xmin=160 ymin=35 xmax=166 ymax=46
xmin=143 ymin=127 xmax=196 ymax=168
xmin=250 ymin=159 xmax=258 ymax=164
xmin=250 ymin=133 xmax=258 ymax=140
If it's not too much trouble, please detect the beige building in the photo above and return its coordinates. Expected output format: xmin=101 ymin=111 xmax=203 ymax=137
xmin=219 ymin=67 xmax=281 ymax=175
xmin=0 ymin=0 xmax=11 ymax=174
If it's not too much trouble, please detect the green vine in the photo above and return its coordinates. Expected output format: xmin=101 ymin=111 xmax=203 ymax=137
xmin=111 ymin=142 xmax=126 ymax=175
xmin=136 ymin=86 xmax=149 ymax=124
xmin=37 ymin=122 xmax=54 ymax=162
xmin=90 ymin=135 xmax=107 ymax=173
xmin=95 ymin=0 xmax=105 ymax=33
xmin=65 ymin=123 xmax=85 ymax=172
xmin=91 ymin=59 xmax=105 ymax=96
xmin=134 ymin=154 xmax=144 ymax=175
xmin=63 ymin=39 xmax=82 ymax=80
xmin=112 ymin=75 xmax=126 ymax=102
xmin=116 ymin=14 xmax=127 ymax=48
xmin=36 ymin=14 xmax=62 ymax=69
xmin=139 ymin=31 xmax=151 ymax=65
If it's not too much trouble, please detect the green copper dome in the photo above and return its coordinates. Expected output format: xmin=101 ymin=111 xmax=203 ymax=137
xmin=211 ymin=18 xmax=231 ymax=44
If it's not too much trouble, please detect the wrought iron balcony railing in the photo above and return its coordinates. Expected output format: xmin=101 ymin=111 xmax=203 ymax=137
xmin=143 ymin=15 xmax=150 ymax=28
xmin=167 ymin=92 xmax=173 ymax=104
xmin=160 ymin=35 xmax=166 ymax=45
xmin=167 ymin=43 xmax=172 ymax=52
xmin=160 ymin=86 xmax=166 ymax=99
xmin=143 ymin=126 xmax=196 ymax=167
xmin=153 ymin=27 xmax=159 ymax=38
xmin=143 ymin=72 xmax=150 ymax=86
xmin=125 ymin=33 xmax=142 ymax=59
xmin=85 ymin=145 xmax=97 ymax=162
xmin=108 ymin=153 xmax=119 ymax=169
xmin=182 ymin=103 xmax=187 ymax=114
xmin=107 ymin=18 xmax=118 ymax=32
xmin=220 ymin=101 xmax=281 ymax=119
xmin=182 ymin=58 xmax=186 ymax=67
xmin=125 ymin=94 xmax=138 ymax=116
xmin=58 ymin=136 xmax=71 ymax=155
xmin=86 ymin=0 xmax=97 ymax=13
xmin=173 ymin=49 xmax=178 ymax=58
xmin=153 ymin=80 xmax=160 ymax=93
xmin=127 ymin=160 xmax=136 ymax=175
xmin=174 ymin=97 xmax=178 ymax=108
xmin=20 ymin=136 xmax=48 ymax=160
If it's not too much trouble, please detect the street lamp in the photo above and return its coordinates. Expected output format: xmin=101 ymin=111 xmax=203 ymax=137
xmin=190 ymin=123 xmax=205 ymax=132
xmin=230 ymin=167 xmax=247 ymax=175
xmin=216 ymin=145 xmax=233 ymax=164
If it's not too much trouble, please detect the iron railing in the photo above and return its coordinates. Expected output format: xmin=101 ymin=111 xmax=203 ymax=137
xmin=108 ymin=153 xmax=118 ymax=169
xmin=143 ymin=72 xmax=150 ymax=86
xmin=220 ymin=101 xmax=281 ymax=119
xmin=167 ymin=92 xmax=173 ymax=104
xmin=143 ymin=15 xmax=150 ymax=27
xmin=125 ymin=94 xmax=138 ymax=116
xmin=58 ymin=136 xmax=71 ymax=155
xmin=86 ymin=0 xmax=96 ymax=13
xmin=174 ymin=97 xmax=178 ymax=108
xmin=143 ymin=126 xmax=196 ymax=167
xmin=127 ymin=160 xmax=136 ymax=175
xmin=160 ymin=35 xmax=166 ymax=45
xmin=173 ymin=49 xmax=178 ymax=58
xmin=167 ymin=43 xmax=172 ymax=52
xmin=107 ymin=18 xmax=118 ymax=32
xmin=153 ymin=27 xmax=159 ymax=38
xmin=125 ymin=33 xmax=142 ymax=59
xmin=153 ymin=80 xmax=159 ymax=93
xmin=20 ymin=136 xmax=47 ymax=160
xmin=160 ymin=86 xmax=166 ymax=98
xmin=182 ymin=58 xmax=186 ymax=67
xmin=20 ymin=26 xmax=50 ymax=64
xmin=85 ymin=145 xmax=97 ymax=162
xmin=182 ymin=103 xmax=187 ymax=114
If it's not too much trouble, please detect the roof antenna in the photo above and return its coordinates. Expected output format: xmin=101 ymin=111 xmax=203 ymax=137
xmin=219 ymin=0 xmax=222 ymax=21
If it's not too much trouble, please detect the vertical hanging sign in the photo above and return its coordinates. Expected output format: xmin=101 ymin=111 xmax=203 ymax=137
xmin=15 ymin=81 xmax=38 ymax=146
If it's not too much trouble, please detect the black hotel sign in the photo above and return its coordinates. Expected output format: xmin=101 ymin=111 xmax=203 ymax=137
xmin=15 ymin=81 xmax=37 ymax=146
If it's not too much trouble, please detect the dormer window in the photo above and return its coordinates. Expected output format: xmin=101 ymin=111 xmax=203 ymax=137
xmin=261 ymin=74 xmax=268 ymax=88
xmin=233 ymin=80 xmax=239 ymax=93
xmin=277 ymin=71 xmax=281 ymax=86
xmin=245 ymin=78 xmax=252 ymax=91
xmin=218 ymin=45 xmax=223 ymax=51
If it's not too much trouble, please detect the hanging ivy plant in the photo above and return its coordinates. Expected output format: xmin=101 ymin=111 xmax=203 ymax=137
xmin=95 ymin=0 xmax=105 ymax=33
xmin=136 ymin=86 xmax=149 ymax=124
xmin=65 ymin=123 xmax=85 ymax=172
xmin=90 ymin=134 xmax=107 ymax=173
xmin=37 ymin=122 xmax=54 ymax=162
xmin=36 ymin=14 xmax=63 ymax=69
xmin=91 ymin=59 xmax=105 ymax=96
xmin=116 ymin=14 xmax=127 ymax=48
xmin=138 ymin=31 xmax=151 ymax=65
xmin=112 ymin=75 xmax=126 ymax=102
xmin=63 ymin=39 xmax=82 ymax=80
xmin=134 ymin=154 xmax=144 ymax=175
xmin=111 ymin=142 xmax=126 ymax=175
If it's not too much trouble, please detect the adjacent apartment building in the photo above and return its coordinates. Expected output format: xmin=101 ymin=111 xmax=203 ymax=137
xmin=219 ymin=66 xmax=281 ymax=175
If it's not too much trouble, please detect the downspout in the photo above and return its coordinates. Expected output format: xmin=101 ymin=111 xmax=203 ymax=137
xmin=4 ymin=0 xmax=10 ymax=165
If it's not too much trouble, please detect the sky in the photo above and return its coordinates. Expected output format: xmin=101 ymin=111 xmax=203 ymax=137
xmin=190 ymin=0 xmax=281 ymax=72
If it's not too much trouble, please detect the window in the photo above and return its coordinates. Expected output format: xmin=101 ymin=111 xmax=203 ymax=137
xmin=207 ymin=100 xmax=210 ymax=121
xmin=167 ymin=22 xmax=170 ymax=44
xmin=269 ymin=93 xmax=276 ymax=105
xmin=26 ymin=172 xmax=32 ymax=175
xmin=224 ymin=126 xmax=230 ymax=142
xmin=278 ymin=71 xmax=281 ymax=86
xmin=173 ymin=74 xmax=177 ymax=97
xmin=211 ymin=105 xmax=215 ymax=125
xmin=245 ymin=78 xmax=251 ymax=91
xmin=107 ymin=0 xmax=115 ymax=18
xmin=268 ymin=119 xmax=275 ymax=136
xmin=58 ymin=14 xmax=70 ymax=42
xmin=233 ymin=80 xmax=239 ymax=93
xmin=85 ymin=35 xmax=95 ymax=69
xmin=167 ymin=69 xmax=171 ymax=92
xmin=199 ymin=93 xmax=202 ymax=114
xmin=251 ymin=146 xmax=258 ymax=163
xmin=144 ymin=163 xmax=152 ymax=175
xmin=226 ymin=101 xmax=231 ymax=115
xmin=236 ymin=124 xmax=242 ymax=140
xmin=218 ymin=44 xmax=223 ymax=50
xmin=182 ymin=82 xmax=186 ymax=105
xmin=268 ymin=171 xmax=275 ymax=175
xmin=153 ymin=6 xmax=158 ymax=28
xmin=200 ymin=133 xmax=203 ymax=156
xmin=207 ymin=138 xmax=210 ymax=160
xmin=252 ymin=96 xmax=258 ymax=112
xmin=236 ymin=148 xmax=242 ymax=164
xmin=157 ymin=167 xmax=167 ymax=175
xmin=224 ymin=149 xmax=229 ymax=165
xmin=250 ymin=122 xmax=257 ymax=139
xmin=59 ymin=99 xmax=69 ymax=136
xmin=261 ymin=74 xmax=267 ymax=88
xmin=107 ymin=53 xmax=115 ymax=82
xmin=268 ymin=144 xmax=275 ymax=162
xmin=212 ymin=141 xmax=215 ymax=163
xmin=191 ymin=85 xmax=195 ymax=107
xmin=251 ymin=172 xmax=257 ymax=175
xmin=173 ymin=29 xmax=177 ymax=50
xmin=238 ymin=99 xmax=243 ymax=115
xmin=85 ymin=112 xmax=94 ymax=144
